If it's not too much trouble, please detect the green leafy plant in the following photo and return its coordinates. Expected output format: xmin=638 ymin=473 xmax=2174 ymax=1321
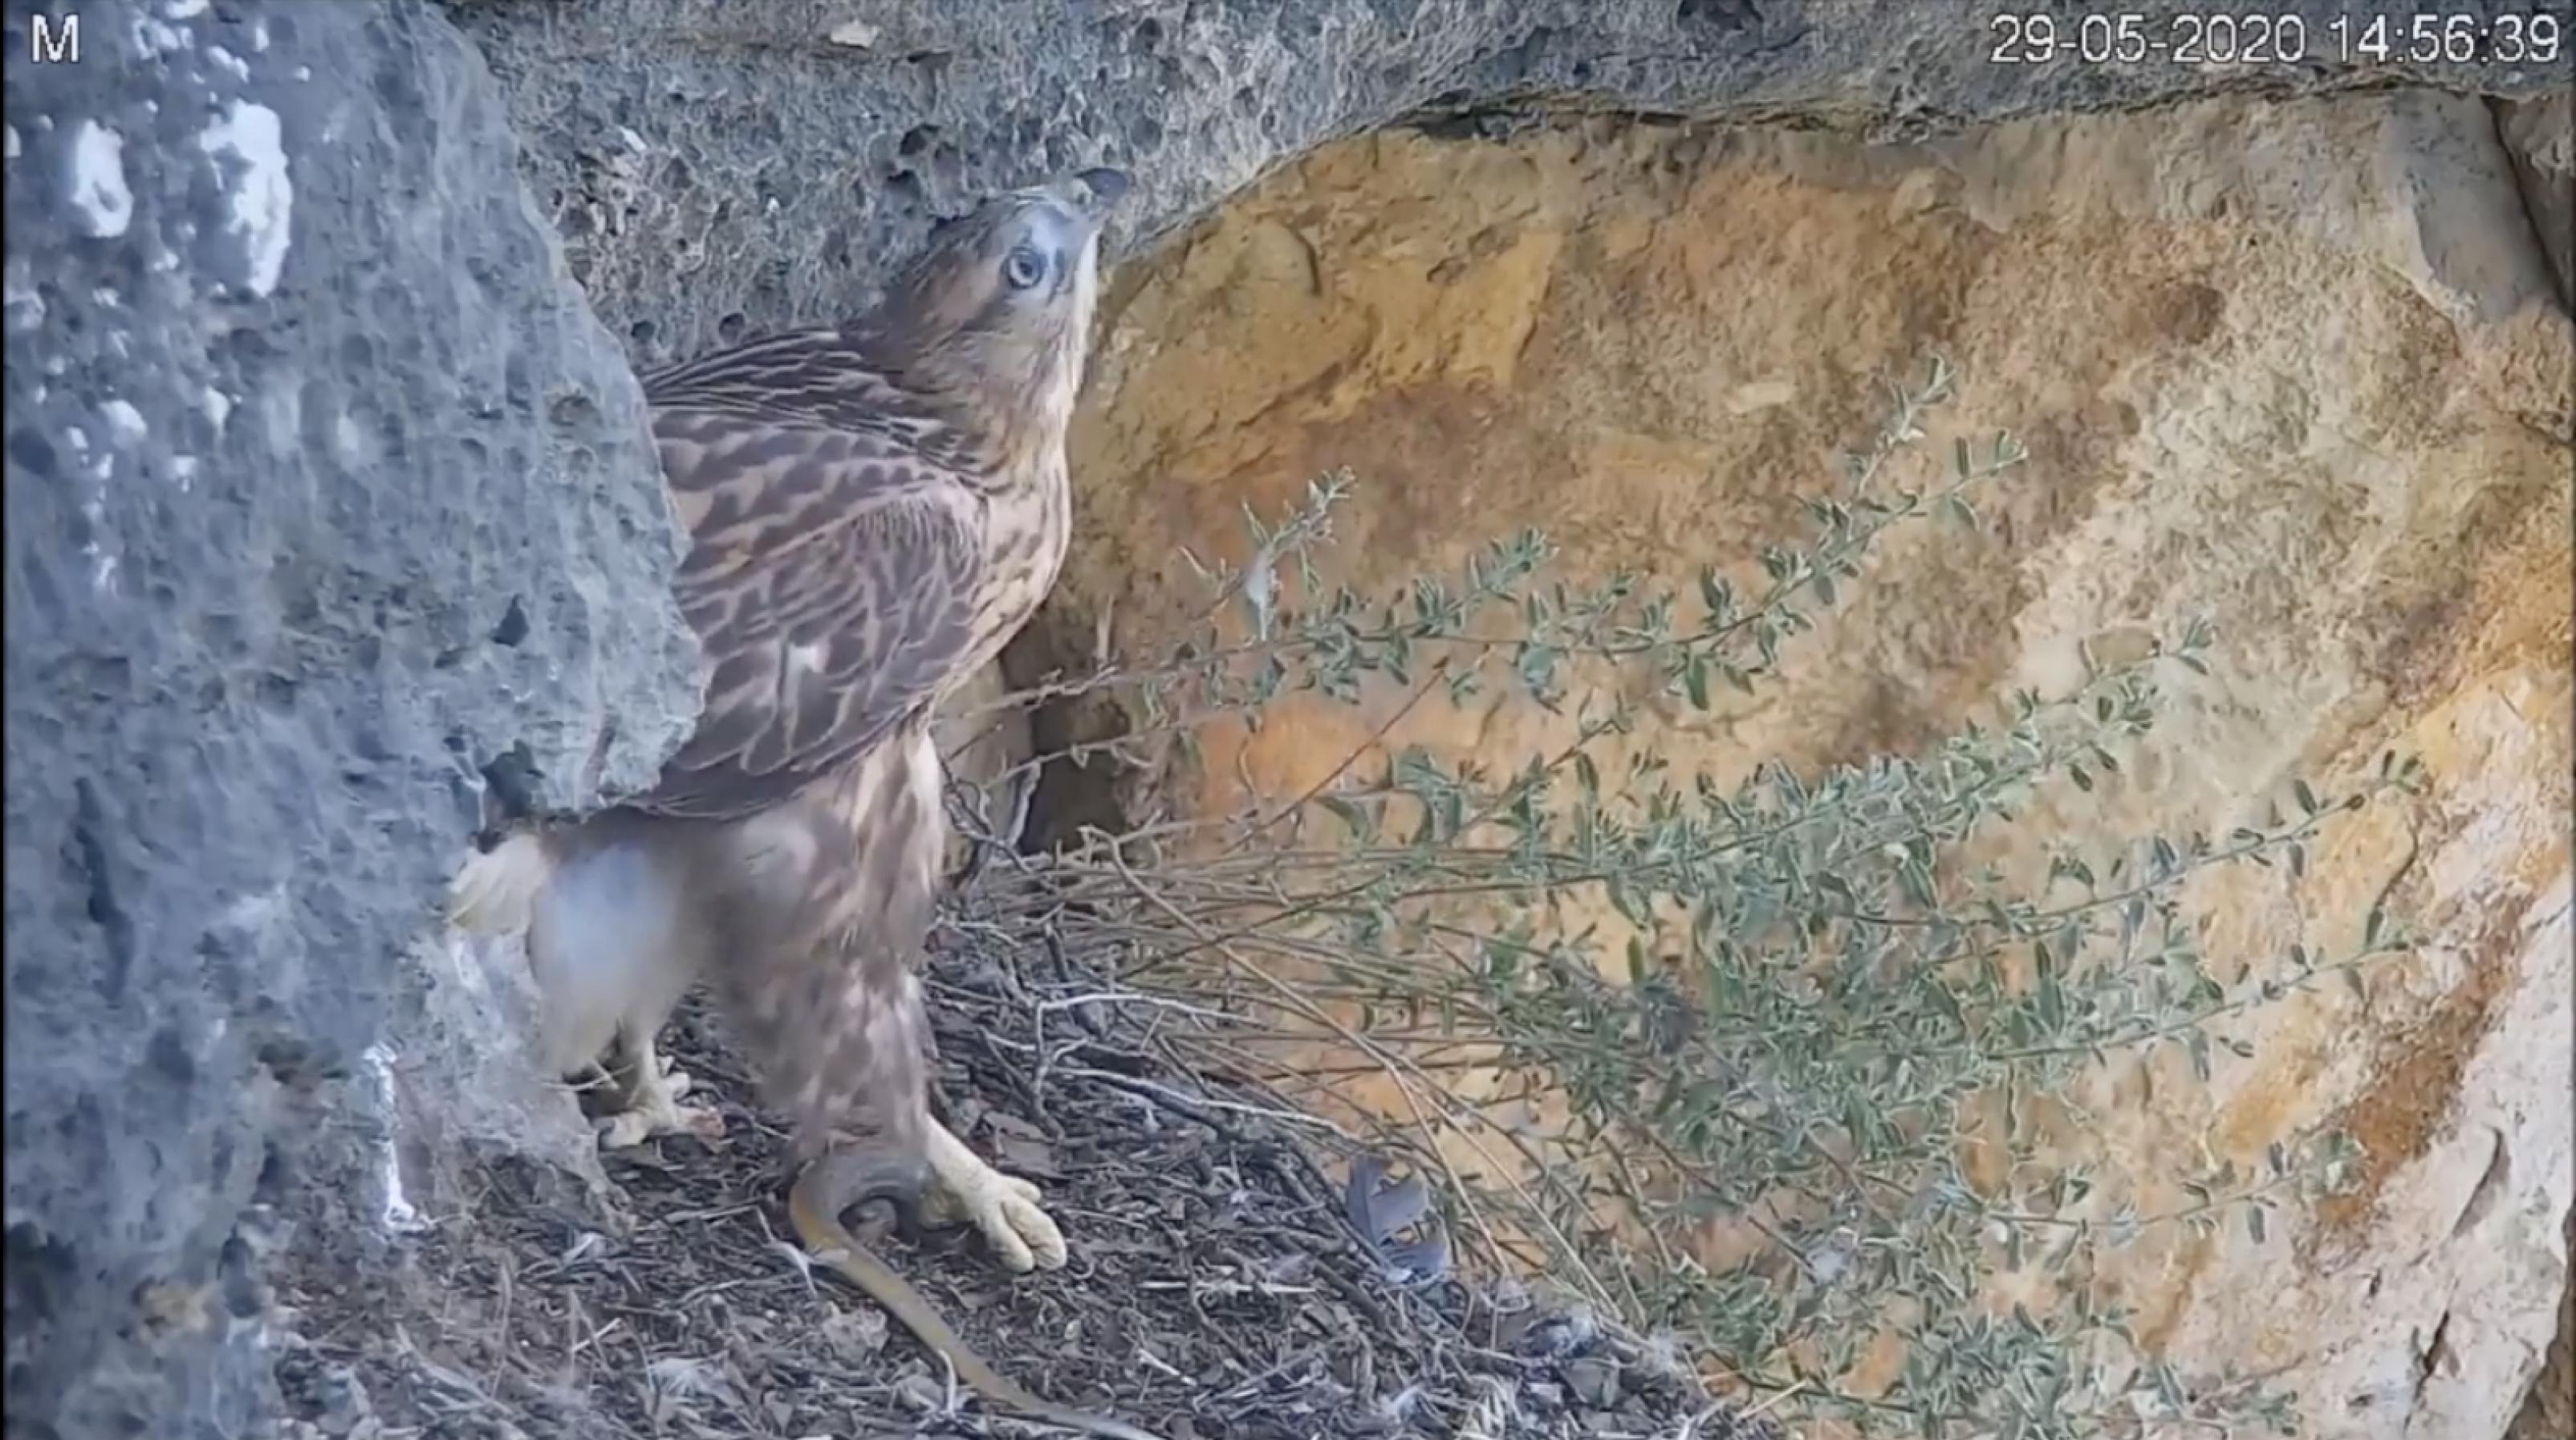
xmin=953 ymin=356 xmax=2420 ymax=1439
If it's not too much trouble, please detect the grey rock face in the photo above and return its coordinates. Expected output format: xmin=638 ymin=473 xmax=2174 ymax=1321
xmin=2 ymin=2 xmax=696 ymax=1433
xmin=451 ymin=0 xmax=2570 ymax=371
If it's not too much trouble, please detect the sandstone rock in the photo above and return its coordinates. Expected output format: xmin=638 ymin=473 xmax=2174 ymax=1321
xmin=2508 ymin=1206 xmax=2576 ymax=1440
xmin=1046 ymin=96 xmax=2572 ymax=1438
xmin=2 ymin=2 xmax=696 ymax=1432
xmin=454 ymin=0 xmax=2567 ymax=371
xmin=457 ymin=0 xmax=2576 ymax=847
xmin=2499 ymin=92 xmax=2574 ymax=306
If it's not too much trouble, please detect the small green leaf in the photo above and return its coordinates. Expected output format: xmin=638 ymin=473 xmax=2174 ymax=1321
xmin=1696 ymin=566 xmax=1730 ymax=620
xmin=1316 ymin=792 xmax=1377 ymax=843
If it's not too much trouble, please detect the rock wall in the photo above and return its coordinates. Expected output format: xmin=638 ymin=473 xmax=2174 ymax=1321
xmin=4 ymin=0 xmax=2566 ymax=1435
xmin=2501 ymin=92 xmax=2575 ymax=301
xmin=1045 ymin=95 xmax=2574 ymax=1440
xmin=449 ymin=0 xmax=2568 ymax=362
xmin=2 ymin=3 xmax=697 ymax=1433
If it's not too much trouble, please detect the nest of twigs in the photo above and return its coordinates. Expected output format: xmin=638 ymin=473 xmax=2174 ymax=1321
xmin=267 ymin=872 xmax=1779 ymax=1440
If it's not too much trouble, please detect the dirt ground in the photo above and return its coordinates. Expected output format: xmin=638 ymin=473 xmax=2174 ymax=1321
xmin=268 ymin=889 xmax=1776 ymax=1440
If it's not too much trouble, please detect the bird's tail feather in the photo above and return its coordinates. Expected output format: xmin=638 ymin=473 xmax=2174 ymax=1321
xmin=447 ymin=832 xmax=555 ymax=935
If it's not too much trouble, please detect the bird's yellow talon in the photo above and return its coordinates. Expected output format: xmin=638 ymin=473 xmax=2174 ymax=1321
xmin=592 ymin=1055 xmax=725 ymax=1149
xmin=924 ymin=1121 xmax=1067 ymax=1272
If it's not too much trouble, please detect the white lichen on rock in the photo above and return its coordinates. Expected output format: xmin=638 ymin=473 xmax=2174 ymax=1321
xmin=100 ymin=399 xmax=148 ymax=447
xmin=360 ymin=1044 xmax=429 ymax=1235
xmin=197 ymin=103 xmax=293 ymax=297
xmin=67 ymin=120 xmax=133 ymax=239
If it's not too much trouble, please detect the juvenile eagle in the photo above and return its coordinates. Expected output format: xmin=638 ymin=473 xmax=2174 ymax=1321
xmin=449 ymin=169 xmax=1156 ymax=1438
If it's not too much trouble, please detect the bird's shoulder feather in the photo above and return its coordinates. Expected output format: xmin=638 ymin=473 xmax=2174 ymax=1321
xmin=627 ymin=332 xmax=993 ymax=823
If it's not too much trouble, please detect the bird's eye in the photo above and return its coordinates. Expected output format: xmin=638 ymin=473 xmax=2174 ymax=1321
xmin=1002 ymin=246 xmax=1046 ymax=291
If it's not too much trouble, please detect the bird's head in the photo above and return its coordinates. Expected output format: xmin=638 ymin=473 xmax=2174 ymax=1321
xmin=867 ymin=168 xmax=1131 ymax=452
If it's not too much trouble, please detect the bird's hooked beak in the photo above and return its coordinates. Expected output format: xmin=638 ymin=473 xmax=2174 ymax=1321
xmin=1056 ymin=167 xmax=1131 ymax=234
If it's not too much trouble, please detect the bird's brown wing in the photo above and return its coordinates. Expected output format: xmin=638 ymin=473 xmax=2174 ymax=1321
xmin=632 ymin=323 xmax=957 ymax=451
xmin=630 ymin=353 xmax=986 ymax=824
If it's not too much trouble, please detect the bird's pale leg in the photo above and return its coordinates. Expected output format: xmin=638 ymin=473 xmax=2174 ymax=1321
xmin=918 ymin=1117 xmax=1066 ymax=1273
xmin=593 ymin=1026 xmax=725 ymax=1149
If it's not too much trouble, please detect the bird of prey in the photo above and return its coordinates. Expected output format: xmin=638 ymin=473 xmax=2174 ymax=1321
xmin=448 ymin=169 xmax=1161 ymax=1438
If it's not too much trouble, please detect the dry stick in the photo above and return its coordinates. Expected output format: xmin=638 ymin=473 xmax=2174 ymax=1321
xmin=1115 ymin=909 xmax=1908 ymax=1282
xmin=1207 ymin=734 xmax=2176 ymax=1224
xmin=1049 ymin=916 xmax=1443 ymax=995
xmin=1076 ymin=927 xmax=1555 ymax=1179
xmin=492 ymin=1247 xmax=517 ymax=1376
xmin=1033 ymin=652 xmax=2148 ymax=938
xmin=1173 ymin=1020 xmax=1611 ymax=1249
xmin=1335 ymin=1076 xmax=1656 ymax=1324
xmin=1024 ymin=988 xmax=1244 ymax=1114
xmin=1217 ymin=1068 xmax=1567 ymax=1283
xmin=1095 ymin=844 xmax=1624 ymax=1314
xmin=1097 ymin=855 xmax=1638 ymax=1329
xmin=1058 ymin=1063 xmax=1360 ymax=1140
xmin=1233 ymin=661 xmax=1449 ymax=847
xmin=1065 ymin=873 xmax=1828 ymax=1314
xmin=1102 ymin=909 xmax=1861 ymax=1186
xmin=1095 ymin=763 xmax=1928 ymax=986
